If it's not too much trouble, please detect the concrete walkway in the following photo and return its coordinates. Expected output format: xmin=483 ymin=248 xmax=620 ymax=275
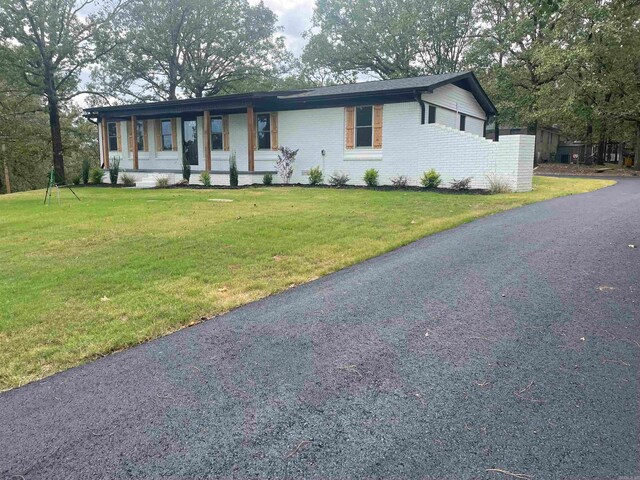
xmin=1 ymin=179 xmax=638 ymax=479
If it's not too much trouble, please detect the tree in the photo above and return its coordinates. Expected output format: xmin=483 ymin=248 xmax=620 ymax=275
xmin=0 ymin=0 xmax=124 ymax=182
xmin=302 ymin=0 xmax=476 ymax=80
xmin=93 ymin=0 xmax=288 ymax=102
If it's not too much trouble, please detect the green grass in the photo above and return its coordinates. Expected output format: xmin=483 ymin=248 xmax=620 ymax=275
xmin=0 ymin=177 xmax=613 ymax=390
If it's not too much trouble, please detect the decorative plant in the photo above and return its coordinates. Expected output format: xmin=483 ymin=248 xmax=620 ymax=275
xmin=263 ymin=173 xmax=273 ymax=185
xmin=121 ymin=173 xmax=135 ymax=187
xmin=181 ymin=152 xmax=191 ymax=182
xmin=89 ymin=167 xmax=105 ymax=184
xmin=363 ymin=168 xmax=379 ymax=187
xmin=275 ymin=146 xmax=298 ymax=184
xmin=328 ymin=172 xmax=350 ymax=187
xmin=308 ymin=166 xmax=323 ymax=185
xmin=450 ymin=177 xmax=472 ymax=191
xmin=155 ymin=176 xmax=169 ymax=187
xmin=420 ymin=169 xmax=441 ymax=188
xmin=71 ymin=175 xmax=81 ymax=185
xmin=200 ymin=171 xmax=211 ymax=187
xmin=229 ymin=151 xmax=238 ymax=187
xmin=109 ymin=157 xmax=120 ymax=185
xmin=486 ymin=173 xmax=512 ymax=193
xmin=391 ymin=175 xmax=408 ymax=187
xmin=81 ymin=158 xmax=91 ymax=184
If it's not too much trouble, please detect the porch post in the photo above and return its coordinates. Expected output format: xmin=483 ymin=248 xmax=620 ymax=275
xmin=131 ymin=115 xmax=139 ymax=170
xmin=247 ymin=104 xmax=255 ymax=172
xmin=101 ymin=117 xmax=110 ymax=169
xmin=203 ymin=110 xmax=211 ymax=171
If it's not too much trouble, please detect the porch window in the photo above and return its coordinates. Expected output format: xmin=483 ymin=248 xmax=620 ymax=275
xmin=136 ymin=120 xmax=145 ymax=151
xmin=256 ymin=113 xmax=271 ymax=150
xmin=161 ymin=120 xmax=173 ymax=151
xmin=459 ymin=114 xmax=466 ymax=132
xmin=211 ymin=116 xmax=223 ymax=150
xmin=107 ymin=122 xmax=118 ymax=151
xmin=428 ymin=105 xmax=436 ymax=124
xmin=355 ymin=106 xmax=373 ymax=148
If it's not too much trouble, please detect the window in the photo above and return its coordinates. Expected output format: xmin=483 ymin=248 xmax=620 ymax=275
xmin=161 ymin=120 xmax=173 ymax=151
xmin=355 ymin=106 xmax=373 ymax=147
xmin=428 ymin=105 xmax=436 ymax=124
xmin=256 ymin=113 xmax=271 ymax=150
xmin=107 ymin=122 xmax=118 ymax=151
xmin=211 ymin=116 xmax=223 ymax=150
xmin=136 ymin=120 xmax=145 ymax=151
xmin=459 ymin=114 xmax=466 ymax=131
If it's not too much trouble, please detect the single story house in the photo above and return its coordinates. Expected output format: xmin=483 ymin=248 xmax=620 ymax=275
xmin=84 ymin=71 xmax=534 ymax=191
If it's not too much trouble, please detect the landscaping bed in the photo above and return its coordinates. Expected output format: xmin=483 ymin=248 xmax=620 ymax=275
xmin=535 ymin=162 xmax=638 ymax=176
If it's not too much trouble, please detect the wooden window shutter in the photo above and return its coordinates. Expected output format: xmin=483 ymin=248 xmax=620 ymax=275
xmin=171 ymin=119 xmax=177 ymax=151
xmin=116 ymin=122 xmax=122 ymax=152
xmin=345 ymin=106 xmax=355 ymax=149
xmin=155 ymin=120 xmax=162 ymax=151
xmin=270 ymin=112 xmax=278 ymax=150
xmin=127 ymin=121 xmax=133 ymax=152
xmin=222 ymin=115 xmax=230 ymax=151
xmin=373 ymin=105 xmax=383 ymax=149
xmin=142 ymin=121 xmax=148 ymax=151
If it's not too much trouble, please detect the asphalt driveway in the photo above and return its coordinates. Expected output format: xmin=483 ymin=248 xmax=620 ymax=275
xmin=1 ymin=179 xmax=639 ymax=479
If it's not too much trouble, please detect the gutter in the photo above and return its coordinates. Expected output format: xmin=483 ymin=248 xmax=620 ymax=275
xmin=414 ymin=90 xmax=426 ymax=124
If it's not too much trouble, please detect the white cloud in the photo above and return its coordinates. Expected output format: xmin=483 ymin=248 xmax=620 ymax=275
xmin=250 ymin=0 xmax=315 ymax=55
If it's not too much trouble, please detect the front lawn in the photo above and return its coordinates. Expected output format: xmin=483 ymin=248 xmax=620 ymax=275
xmin=0 ymin=177 xmax=613 ymax=390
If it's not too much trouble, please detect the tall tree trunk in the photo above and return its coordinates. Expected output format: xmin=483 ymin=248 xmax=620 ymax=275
xmin=2 ymin=146 xmax=10 ymax=194
xmin=618 ymin=142 xmax=624 ymax=166
xmin=596 ymin=138 xmax=605 ymax=165
xmin=585 ymin=124 xmax=593 ymax=165
xmin=634 ymin=121 xmax=640 ymax=170
xmin=47 ymin=96 xmax=65 ymax=183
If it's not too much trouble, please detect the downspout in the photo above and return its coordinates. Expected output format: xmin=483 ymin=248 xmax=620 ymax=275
xmin=414 ymin=90 xmax=426 ymax=125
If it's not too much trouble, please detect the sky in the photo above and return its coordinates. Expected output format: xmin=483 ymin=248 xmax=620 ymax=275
xmin=253 ymin=0 xmax=315 ymax=55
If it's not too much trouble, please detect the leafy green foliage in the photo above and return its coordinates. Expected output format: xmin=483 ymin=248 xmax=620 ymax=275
xmin=82 ymin=158 xmax=91 ymax=185
xmin=262 ymin=173 xmax=273 ymax=185
xmin=89 ymin=168 xmax=105 ymax=185
xmin=71 ymin=175 xmax=81 ymax=185
xmin=308 ymin=166 xmax=324 ymax=185
xmin=363 ymin=168 xmax=379 ymax=187
xmin=420 ymin=169 xmax=441 ymax=189
xmin=229 ymin=151 xmax=238 ymax=187
xmin=199 ymin=171 xmax=211 ymax=187
xmin=275 ymin=146 xmax=298 ymax=184
xmin=109 ymin=158 xmax=120 ymax=185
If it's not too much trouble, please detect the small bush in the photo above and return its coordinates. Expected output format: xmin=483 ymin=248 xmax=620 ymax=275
xmin=420 ymin=169 xmax=441 ymax=189
xmin=363 ymin=168 xmax=379 ymax=187
xmin=109 ymin=158 xmax=120 ymax=185
xmin=276 ymin=146 xmax=298 ymax=184
xmin=155 ymin=176 xmax=169 ymax=188
xmin=176 ymin=178 xmax=189 ymax=186
xmin=308 ymin=166 xmax=323 ymax=185
xmin=181 ymin=153 xmax=191 ymax=182
xmin=71 ymin=175 xmax=81 ymax=185
xmin=81 ymin=158 xmax=91 ymax=184
xmin=89 ymin=167 xmax=105 ymax=184
xmin=200 ymin=171 xmax=211 ymax=187
xmin=229 ymin=151 xmax=238 ymax=187
xmin=450 ymin=177 xmax=472 ymax=191
xmin=121 ymin=173 xmax=135 ymax=187
xmin=486 ymin=173 xmax=512 ymax=193
xmin=328 ymin=172 xmax=350 ymax=187
xmin=391 ymin=175 xmax=408 ymax=188
xmin=263 ymin=173 xmax=273 ymax=185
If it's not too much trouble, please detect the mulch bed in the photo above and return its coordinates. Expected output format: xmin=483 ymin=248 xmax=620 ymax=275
xmin=535 ymin=163 xmax=639 ymax=177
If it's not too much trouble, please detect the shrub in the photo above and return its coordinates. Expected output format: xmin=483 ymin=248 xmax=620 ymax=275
xmin=181 ymin=153 xmax=191 ymax=182
xmin=276 ymin=146 xmax=298 ymax=184
xmin=155 ymin=176 xmax=169 ymax=188
xmin=450 ymin=177 xmax=472 ymax=191
xmin=486 ymin=173 xmax=512 ymax=193
xmin=229 ymin=151 xmax=238 ymax=187
xmin=363 ymin=168 xmax=379 ymax=187
xmin=109 ymin=157 xmax=120 ymax=185
xmin=71 ymin=175 xmax=82 ymax=185
xmin=308 ymin=166 xmax=323 ymax=185
xmin=328 ymin=172 xmax=350 ymax=187
xmin=81 ymin=158 xmax=91 ymax=185
xmin=89 ymin=167 xmax=105 ymax=184
xmin=391 ymin=175 xmax=408 ymax=188
xmin=176 ymin=178 xmax=189 ymax=186
xmin=263 ymin=173 xmax=273 ymax=185
xmin=200 ymin=171 xmax=211 ymax=187
xmin=420 ymin=169 xmax=441 ymax=188
xmin=121 ymin=173 xmax=135 ymax=187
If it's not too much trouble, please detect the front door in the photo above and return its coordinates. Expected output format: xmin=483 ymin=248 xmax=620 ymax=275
xmin=182 ymin=118 xmax=198 ymax=165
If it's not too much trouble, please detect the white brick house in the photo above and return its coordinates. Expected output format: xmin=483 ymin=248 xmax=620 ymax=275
xmin=84 ymin=71 xmax=534 ymax=191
